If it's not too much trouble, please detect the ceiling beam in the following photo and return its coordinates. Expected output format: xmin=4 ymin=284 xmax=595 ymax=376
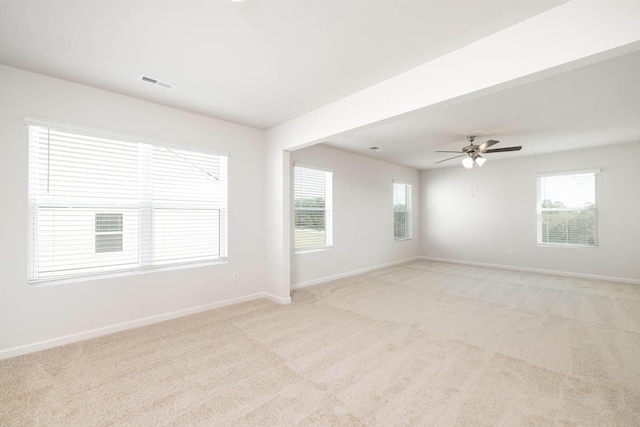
xmin=267 ymin=0 xmax=640 ymax=150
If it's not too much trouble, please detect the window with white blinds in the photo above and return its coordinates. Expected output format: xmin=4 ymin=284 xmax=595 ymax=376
xmin=537 ymin=170 xmax=598 ymax=247
xmin=393 ymin=181 xmax=412 ymax=240
xmin=28 ymin=123 xmax=228 ymax=283
xmin=294 ymin=165 xmax=333 ymax=251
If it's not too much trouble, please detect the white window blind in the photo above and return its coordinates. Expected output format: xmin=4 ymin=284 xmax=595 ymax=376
xmin=537 ymin=170 xmax=598 ymax=247
xmin=294 ymin=165 xmax=333 ymax=251
xmin=393 ymin=181 xmax=412 ymax=240
xmin=28 ymin=124 xmax=228 ymax=283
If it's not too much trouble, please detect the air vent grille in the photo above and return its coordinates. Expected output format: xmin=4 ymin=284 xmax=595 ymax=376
xmin=156 ymin=81 xmax=174 ymax=89
xmin=139 ymin=75 xmax=176 ymax=90
xmin=141 ymin=76 xmax=158 ymax=84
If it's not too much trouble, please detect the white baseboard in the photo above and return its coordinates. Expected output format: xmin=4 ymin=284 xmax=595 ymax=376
xmin=0 ymin=291 xmax=286 ymax=360
xmin=419 ymin=256 xmax=640 ymax=285
xmin=263 ymin=292 xmax=292 ymax=305
xmin=291 ymin=256 xmax=419 ymax=290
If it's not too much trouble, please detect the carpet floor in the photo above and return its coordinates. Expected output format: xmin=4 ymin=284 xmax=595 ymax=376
xmin=1 ymin=260 xmax=640 ymax=426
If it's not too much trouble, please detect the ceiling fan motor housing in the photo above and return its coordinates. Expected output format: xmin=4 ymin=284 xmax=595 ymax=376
xmin=463 ymin=145 xmax=478 ymax=154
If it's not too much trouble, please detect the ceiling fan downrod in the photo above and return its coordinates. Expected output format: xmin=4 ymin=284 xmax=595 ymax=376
xmin=463 ymin=135 xmax=477 ymax=153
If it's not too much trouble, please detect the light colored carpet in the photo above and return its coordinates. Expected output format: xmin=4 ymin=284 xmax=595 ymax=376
xmin=2 ymin=260 xmax=640 ymax=426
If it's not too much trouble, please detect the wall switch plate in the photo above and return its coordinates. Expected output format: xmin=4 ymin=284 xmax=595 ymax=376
xmin=232 ymin=271 xmax=239 ymax=281
xmin=507 ymin=249 xmax=514 ymax=256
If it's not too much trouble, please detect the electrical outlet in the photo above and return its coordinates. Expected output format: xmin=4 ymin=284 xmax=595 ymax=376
xmin=507 ymin=249 xmax=514 ymax=256
xmin=232 ymin=271 xmax=239 ymax=281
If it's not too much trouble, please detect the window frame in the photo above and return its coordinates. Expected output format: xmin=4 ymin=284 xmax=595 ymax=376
xmin=393 ymin=180 xmax=412 ymax=241
xmin=26 ymin=117 xmax=229 ymax=285
xmin=293 ymin=163 xmax=333 ymax=254
xmin=536 ymin=169 xmax=599 ymax=248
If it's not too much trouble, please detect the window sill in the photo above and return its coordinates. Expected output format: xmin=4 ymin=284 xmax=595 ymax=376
xmin=28 ymin=259 xmax=228 ymax=287
xmin=394 ymin=237 xmax=413 ymax=242
xmin=537 ymin=243 xmax=598 ymax=249
xmin=295 ymin=247 xmax=333 ymax=255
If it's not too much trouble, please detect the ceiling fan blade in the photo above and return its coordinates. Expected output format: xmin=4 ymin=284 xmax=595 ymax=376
xmin=484 ymin=146 xmax=522 ymax=153
xmin=478 ymin=139 xmax=500 ymax=152
xmin=434 ymin=150 xmax=463 ymax=153
xmin=435 ymin=154 xmax=466 ymax=164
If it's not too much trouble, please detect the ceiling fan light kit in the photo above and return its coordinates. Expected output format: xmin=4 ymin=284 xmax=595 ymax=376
xmin=462 ymin=157 xmax=475 ymax=169
xmin=435 ymin=135 xmax=522 ymax=169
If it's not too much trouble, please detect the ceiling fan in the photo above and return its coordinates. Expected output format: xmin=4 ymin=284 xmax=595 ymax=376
xmin=435 ymin=136 xmax=522 ymax=169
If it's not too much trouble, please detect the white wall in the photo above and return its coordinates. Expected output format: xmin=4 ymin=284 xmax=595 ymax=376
xmin=290 ymin=144 xmax=419 ymax=287
xmin=263 ymin=146 xmax=291 ymax=302
xmin=0 ymin=65 xmax=267 ymax=356
xmin=420 ymin=142 xmax=640 ymax=282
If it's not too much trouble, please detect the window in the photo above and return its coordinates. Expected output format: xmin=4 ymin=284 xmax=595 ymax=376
xmin=393 ymin=181 xmax=412 ymax=240
xmin=27 ymin=122 xmax=228 ymax=283
xmin=537 ymin=170 xmax=598 ymax=247
xmin=95 ymin=213 xmax=123 ymax=253
xmin=294 ymin=165 xmax=333 ymax=251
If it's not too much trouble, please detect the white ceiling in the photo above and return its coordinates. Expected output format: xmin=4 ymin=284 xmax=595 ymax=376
xmin=325 ymin=50 xmax=640 ymax=169
xmin=0 ymin=0 xmax=563 ymax=129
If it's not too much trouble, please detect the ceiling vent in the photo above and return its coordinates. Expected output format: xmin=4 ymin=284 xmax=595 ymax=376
xmin=369 ymin=146 xmax=380 ymax=151
xmin=139 ymin=75 xmax=176 ymax=90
